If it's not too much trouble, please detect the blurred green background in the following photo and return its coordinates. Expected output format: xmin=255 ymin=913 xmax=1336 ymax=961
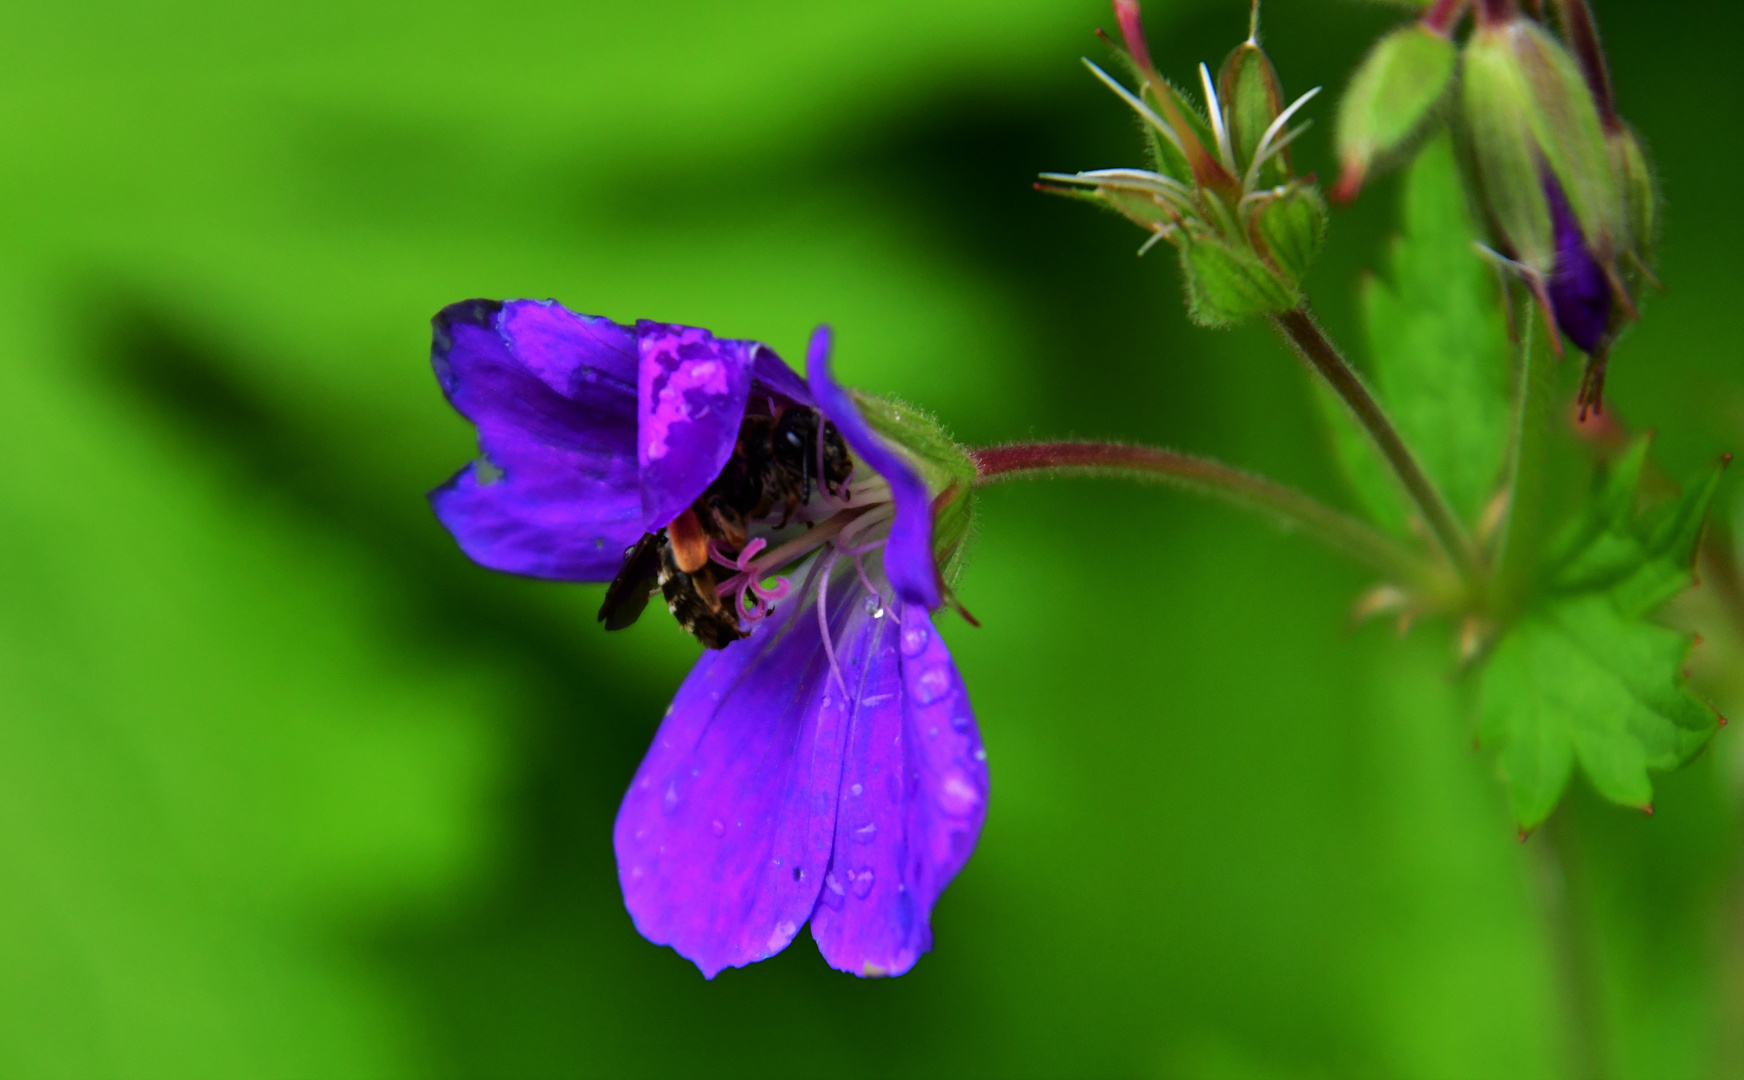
xmin=3 ymin=0 xmax=1742 ymax=1076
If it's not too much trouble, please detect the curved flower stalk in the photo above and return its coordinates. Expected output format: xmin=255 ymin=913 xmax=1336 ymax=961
xmin=428 ymin=299 xmax=985 ymax=978
xmin=1038 ymin=0 xmax=1327 ymax=326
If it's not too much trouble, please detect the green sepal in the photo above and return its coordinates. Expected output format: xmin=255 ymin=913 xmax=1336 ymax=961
xmin=1611 ymin=122 xmax=1660 ymax=284
xmin=1149 ymin=78 xmax=1224 ymax=181
xmin=849 ymin=390 xmax=979 ymax=580
xmin=1096 ymin=187 xmax=1180 ymax=231
xmin=1218 ymin=40 xmax=1287 ymax=185
xmin=1462 ymin=26 xmax=1555 ymax=272
xmin=1508 ymin=20 xmax=1621 ymax=256
xmin=1478 ymin=594 xmax=1719 ymax=829
xmin=1251 ymin=182 xmax=1326 ymax=289
xmin=1177 ymin=232 xmax=1299 ymax=327
xmin=1335 ymin=23 xmax=1457 ymax=189
xmin=1103 ymin=50 xmax=1195 ymax=183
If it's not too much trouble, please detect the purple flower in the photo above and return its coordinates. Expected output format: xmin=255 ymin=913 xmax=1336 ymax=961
xmin=429 ymin=298 xmax=987 ymax=978
xmin=1543 ymin=173 xmax=1612 ymax=355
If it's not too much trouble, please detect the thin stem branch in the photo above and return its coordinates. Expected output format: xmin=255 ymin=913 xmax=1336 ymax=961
xmin=1494 ymin=303 xmax=1552 ymax=620
xmin=1422 ymin=0 xmax=1470 ymax=36
xmin=1271 ymin=307 xmax=1485 ymax=586
xmin=972 ymin=441 xmax=1443 ymax=589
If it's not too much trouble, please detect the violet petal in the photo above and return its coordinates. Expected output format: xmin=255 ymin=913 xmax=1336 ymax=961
xmin=750 ymin=344 xmax=813 ymax=406
xmin=636 ymin=321 xmax=757 ymax=532
xmin=810 ymin=605 xmax=987 ymax=977
xmin=613 ymin=561 xmax=873 ymax=979
xmin=805 ymin=327 xmax=942 ymax=610
xmin=428 ymin=299 xmax=642 ymax=581
xmin=1543 ymin=174 xmax=1612 ymax=354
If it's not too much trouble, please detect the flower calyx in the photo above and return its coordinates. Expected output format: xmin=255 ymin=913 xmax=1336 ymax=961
xmin=1332 ymin=4 xmax=1461 ymax=202
xmin=1040 ymin=0 xmax=1327 ymax=328
xmin=1461 ymin=0 xmax=1655 ymax=407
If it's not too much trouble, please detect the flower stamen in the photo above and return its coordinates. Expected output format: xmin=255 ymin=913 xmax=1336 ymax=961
xmin=816 ymin=550 xmax=851 ymax=702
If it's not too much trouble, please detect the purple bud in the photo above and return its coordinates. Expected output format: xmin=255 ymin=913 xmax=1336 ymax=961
xmin=1544 ymin=173 xmax=1610 ymax=353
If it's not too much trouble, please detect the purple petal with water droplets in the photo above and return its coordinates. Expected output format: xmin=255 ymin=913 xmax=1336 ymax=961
xmin=805 ymin=326 xmax=941 ymax=610
xmin=613 ymin=560 xmax=874 ymax=979
xmin=636 ymin=321 xmax=756 ymax=531
xmin=1544 ymin=174 xmax=1611 ymax=354
xmin=810 ymin=605 xmax=987 ymax=977
xmin=428 ymin=299 xmax=642 ymax=581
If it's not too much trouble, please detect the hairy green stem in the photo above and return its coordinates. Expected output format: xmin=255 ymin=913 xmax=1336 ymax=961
xmin=1271 ymin=307 xmax=1484 ymax=587
xmin=1494 ymin=304 xmax=1552 ymax=619
xmin=971 ymin=441 xmax=1443 ymax=589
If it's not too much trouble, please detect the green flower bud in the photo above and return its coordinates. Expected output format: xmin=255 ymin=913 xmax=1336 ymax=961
xmin=1251 ymin=182 xmax=1328 ymax=286
xmin=1333 ymin=23 xmax=1457 ymax=201
xmin=1218 ymin=37 xmax=1289 ymax=187
xmin=1609 ymin=123 xmax=1658 ymax=267
xmin=1179 ymin=231 xmax=1301 ymax=327
xmin=1461 ymin=24 xmax=1554 ymax=272
xmin=1044 ymin=2 xmax=1326 ymax=327
xmin=1510 ymin=21 xmax=1620 ymax=256
xmin=1462 ymin=19 xmax=1621 ymax=272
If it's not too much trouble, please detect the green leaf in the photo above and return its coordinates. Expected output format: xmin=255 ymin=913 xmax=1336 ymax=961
xmin=1323 ymin=132 xmax=1514 ymax=534
xmin=1479 ymin=446 xmax=1728 ymax=829
xmin=1547 ymin=438 xmax=1728 ymax=616
xmin=1363 ymin=132 xmax=1516 ymax=523
xmin=1479 ymin=594 xmax=1718 ymax=829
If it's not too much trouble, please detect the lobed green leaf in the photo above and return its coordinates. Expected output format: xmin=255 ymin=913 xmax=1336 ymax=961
xmin=1479 ymin=595 xmax=1718 ymax=829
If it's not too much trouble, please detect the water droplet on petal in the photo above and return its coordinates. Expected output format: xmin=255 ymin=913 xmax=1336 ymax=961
xmin=821 ymin=872 xmax=845 ymax=910
xmin=850 ymin=868 xmax=876 ymax=899
xmin=663 ymin=781 xmax=679 ymax=812
xmin=972 ymin=746 xmax=987 ymax=761
xmin=912 ymin=664 xmax=952 ymax=705
xmin=950 ymin=712 xmax=970 ymax=731
xmin=936 ymin=769 xmax=982 ymax=817
xmin=863 ymin=593 xmax=884 ymax=617
xmin=768 ymin=920 xmax=797 ymax=952
xmin=850 ymin=783 xmax=864 ymax=797
xmin=900 ymin=623 xmax=930 ymax=657
xmin=854 ymin=822 xmax=877 ymax=844
xmin=710 ymin=819 xmax=725 ymax=837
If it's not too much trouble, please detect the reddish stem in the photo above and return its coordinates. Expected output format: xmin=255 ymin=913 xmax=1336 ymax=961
xmin=1477 ymin=0 xmax=1518 ymax=26
xmin=971 ymin=441 xmax=1440 ymax=588
xmin=1272 ymin=309 xmax=1483 ymax=585
xmin=1423 ymin=0 xmax=1470 ymax=36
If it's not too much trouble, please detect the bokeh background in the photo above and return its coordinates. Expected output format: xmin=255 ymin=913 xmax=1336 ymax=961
xmin=3 ymin=0 xmax=1741 ymax=1076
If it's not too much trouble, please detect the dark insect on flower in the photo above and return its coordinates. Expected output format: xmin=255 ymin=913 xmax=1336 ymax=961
xmin=427 ymin=299 xmax=985 ymax=979
xmin=598 ymin=401 xmax=854 ymax=649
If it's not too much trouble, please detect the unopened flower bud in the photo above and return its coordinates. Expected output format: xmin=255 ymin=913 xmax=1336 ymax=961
xmin=1218 ymin=34 xmax=1289 ymax=188
xmin=1462 ymin=17 xmax=1620 ymax=274
xmin=1043 ymin=2 xmax=1325 ymax=327
xmin=1609 ymin=123 xmax=1659 ymax=271
xmin=1252 ymin=183 xmax=1328 ymax=286
xmin=1333 ymin=23 xmax=1458 ymax=201
xmin=1180 ymin=233 xmax=1301 ymax=326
